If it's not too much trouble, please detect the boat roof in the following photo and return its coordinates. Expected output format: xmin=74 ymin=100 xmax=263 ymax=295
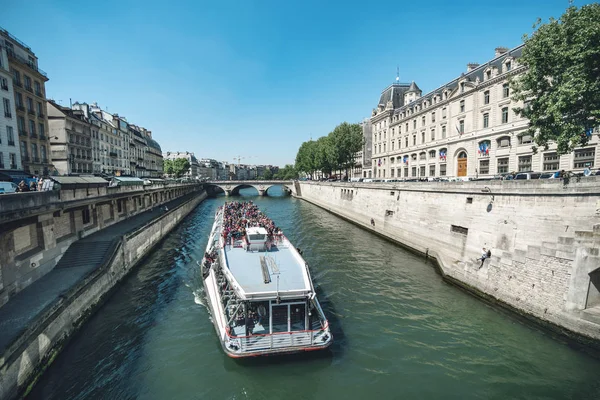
xmin=247 ymin=227 xmax=268 ymax=235
xmin=224 ymin=244 xmax=312 ymax=298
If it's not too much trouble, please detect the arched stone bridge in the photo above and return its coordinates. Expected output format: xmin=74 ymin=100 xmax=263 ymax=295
xmin=204 ymin=180 xmax=294 ymax=196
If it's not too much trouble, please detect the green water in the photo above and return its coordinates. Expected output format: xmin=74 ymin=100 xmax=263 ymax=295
xmin=28 ymin=187 xmax=600 ymax=399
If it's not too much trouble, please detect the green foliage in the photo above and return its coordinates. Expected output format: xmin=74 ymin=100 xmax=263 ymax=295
xmin=164 ymin=158 xmax=191 ymax=178
xmin=294 ymin=122 xmax=363 ymax=177
xmin=163 ymin=159 xmax=174 ymax=175
xmin=262 ymin=168 xmax=273 ymax=180
xmin=273 ymin=164 xmax=298 ymax=180
xmin=512 ymin=4 xmax=600 ymax=154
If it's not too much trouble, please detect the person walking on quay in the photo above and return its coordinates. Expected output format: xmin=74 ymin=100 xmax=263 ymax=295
xmin=17 ymin=180 xmax=29 ymax=192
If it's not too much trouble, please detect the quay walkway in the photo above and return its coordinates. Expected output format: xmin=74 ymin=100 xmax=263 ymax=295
xmin=0 ymin=193 xmax=197 ymax=354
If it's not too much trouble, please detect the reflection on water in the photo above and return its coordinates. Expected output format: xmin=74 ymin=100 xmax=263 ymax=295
xmin=29 ymin=187 xmax=600 ymax=399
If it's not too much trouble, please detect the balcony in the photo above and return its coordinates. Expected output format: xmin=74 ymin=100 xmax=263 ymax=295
xmin=4 ymin=112 xmax=11 ymax=118
xmin=17 ymin=105 xmax=25 ymax=111
xmin=38 ymin=134 xmax=46 ymax=140
xmin=27 ymin=109 xmax=35 ymax=115
xmin=8 ymin=140 xmax=15 ymax=146
xmin=38 ymin=112 xmax=44 ymax=118
xmin=1 ymin=83 xmax=7 ymax=90
xmin=10 ymin=164 xmax=17 ymax=170
xmin=25 ymin=86 xmax=33 ymax=93
xmin=6 ymin=48 xmax=48 ymax=79
xmin=32 ymin=157 xmax=40 ymax=163
xmin=41 ymin=158 xmax=48 ymax=164
xmin=30 ymin=132 xmax=37 ymax=138
xmin=18 ymin=129 xmax=27 ymax=136
xmin=14 ymin=80 xmax=22 ymax=88
xmin=35 ymin=90 xmax=42 ymax=97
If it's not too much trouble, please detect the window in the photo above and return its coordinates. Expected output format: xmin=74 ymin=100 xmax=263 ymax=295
xmin=404 ymin=167 xmax=408 ymax=177
xmin=41 ymin=145 xmax=47 ymax=162
xmin=0 ymin=152 xmax=3 ymax=168
xmin=405 ymin=137 xmax=408 ymax=147
xmin=411 ymin=167 xmax=417 ymax=177
xmin=503 ymin=83 xmax=509 ymax=98
xmin=483 ymin=113 xmax=489 ymax=128
xmin=497 ymin=157 xmax=509 ymax=174
xmin=31 ymin=143 xmax=38 ymax=159
xmin=17 ymin=116 xmax=25 ymax=134
xmin=518 ymin=134 xmax=533 ymax=144
xmin=390 ymin=169 xmax=394 ymax=177
xmin=0 ymin=77 xmax=7 ymax=91
xmin=413 ymin=120 xmax=417 ymax=129
xmin=440 ymin=163 xmax=447 ymax=176
xmin=459 ymin=120 xmax=464 ymax=135
xmin=420 ymin=152 xmax=426 ymax=160
xmin=13 ymin=69 xmax=21 ymax=86
xmin=391 ymin=141 xmax=395 ymax=151
xmin=574 ymin=148 xmax=595 ymax=169
xmin=479 ymin=159 xmax=489 ymax=175
xmin=460 ymin=82 xmax=465 ymax=93
xmin=37 ymin=102 xmax=43 ymax=116
xmin=486 ymin=70 xmax=491 ymax=80
xmin=430 ymin=128 xmax=435 ymax=141
xmin=24 ymin=75 xmax=32 ymax=90
xmin=501 ymin=107 xmax=509 ymax=123
xmin=442 ymin=125 xmax=446 ymax=138
xmin=34 ymin=81 xmax=41 ymax=96
xmin=422 ymin=116 xmax=426 ymax=126
xmin=20 ymin=141 xmax=28 ymax=158
xmin=7 ymin=126 xmax=14 ymax=145
xmin=9 ymin=153 xmax=16 ymax=168
xmin=429 ymin=150 xmax=436 ymax=159
xmin=442 ymin=107 xmax=447 ymax=118
xmin=431 ymin=112 xmax=436 ymax=123
xmin=412 ymin=135 xmax=416 ymax=146
xmin=459 ymin=100 xmax=465 ymax=113
xmin=421 ymin=132 xmax=425 ymax=143
xmin=498 ymin=136 xmax=510 ymax=148
xmin=420 ymin=166 xmax=425 ymax=177
xmin=518 ymin=155 xmax=532 ymax=172
xmin=16 ymin=92 xmax=23 ymax=108
xmin=26 ymin=97 xmax=33 ymax=112
xmin=451 ymin=225 xmax=469 ymax=235
xmin=506 ymin=61 xmax=512 ymax=72
xmin=39 ymin=123 xmax=45 ymax=138
xmin=29 ymin=119 xmax=36 ymax=136
xmin=405 ymin=123 xmax=408 ymax=132
xmin=429 ymin=164 xmax=435 ymax=176
xmin=3 ymin=98 xmax=11 ymax=118
xmin=543 ymin=152 xmax=559 ymax=171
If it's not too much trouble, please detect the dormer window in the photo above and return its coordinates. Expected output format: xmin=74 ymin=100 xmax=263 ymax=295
xmin=506 ymin=61 xmax=512 ymax=72
xmin=486 ymin=70 xmax=491 ymax=80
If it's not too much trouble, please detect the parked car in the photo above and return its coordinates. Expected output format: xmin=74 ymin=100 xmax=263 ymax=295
xmin=514 ymin=172 xmax=542 ymax=180
xmin=538 ymin=172 xmax=556 ymax=179
xmin=0 ymin=181 xmax=18 ymax=194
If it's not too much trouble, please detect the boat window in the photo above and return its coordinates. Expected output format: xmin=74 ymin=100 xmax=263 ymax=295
xmin=249 ymin=234 xmax=266 ymax=241
xmin=271 ymin=305 xmax=289 ymax=333
xmin=290 ymin=304 xmax=306 ymax=331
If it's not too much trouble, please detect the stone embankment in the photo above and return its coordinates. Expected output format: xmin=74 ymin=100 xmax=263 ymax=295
xmin=293 ymin=179 xmax=600 ymax=342
xmin=0 ymin=186 xmax=206 ymax=400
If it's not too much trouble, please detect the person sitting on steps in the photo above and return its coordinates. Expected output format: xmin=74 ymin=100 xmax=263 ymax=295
xmin=478 ymin=247 xmax=492 ymax=268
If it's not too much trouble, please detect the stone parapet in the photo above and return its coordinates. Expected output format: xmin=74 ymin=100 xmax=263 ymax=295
xmin=296 ymin=179 xmax=600 ymax=342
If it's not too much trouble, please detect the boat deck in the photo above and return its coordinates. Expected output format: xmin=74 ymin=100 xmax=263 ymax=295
xmin=224 ymin=242 xmax=310 ymax=295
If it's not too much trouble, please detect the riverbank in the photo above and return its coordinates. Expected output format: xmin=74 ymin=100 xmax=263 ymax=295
xmin=0 ymin=190 xmax=206 ymax=400
xmin=293 ymin=179 xmax=600 ymax=345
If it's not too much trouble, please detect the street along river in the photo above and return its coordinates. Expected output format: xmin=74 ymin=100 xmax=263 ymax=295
xmin=29 ymin=187 xmax=600 ymax=399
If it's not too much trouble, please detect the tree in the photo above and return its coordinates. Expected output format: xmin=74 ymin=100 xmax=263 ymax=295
xmin=314 ymin=136 xmax=336 ymax=177
xmin=512 ymin=4 xmax=600 ymax=154
xmin=295 ymin=140 xmax=318 ymax=179
xmin=329 ymin=122 xmax=364 ymax=177
xmin=172 ymin=158 xmax=191 ymax=178
xmin=163 ymin=159 xmax=174 ymax=176
xmin=262 ymin=169 xmax=273 ymax=180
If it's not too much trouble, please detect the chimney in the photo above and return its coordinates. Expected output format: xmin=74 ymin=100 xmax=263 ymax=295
xmin=495 ymin=47 xmax=508 ymax=57
xmin=467 ymin=63 xmax=480 ymax=72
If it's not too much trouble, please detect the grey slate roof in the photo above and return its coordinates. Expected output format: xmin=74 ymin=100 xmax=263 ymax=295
xmin=378 ymin=82 xmax=411 ymax=109
xmin=146 ymin=137 xmax=162 ymax=152
xmin=406 ymin=81 xmax=421 ymax=93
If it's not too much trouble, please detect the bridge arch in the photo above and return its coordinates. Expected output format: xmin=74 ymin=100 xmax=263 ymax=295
xmin=204 ymin=180 xmax=293 ymax=197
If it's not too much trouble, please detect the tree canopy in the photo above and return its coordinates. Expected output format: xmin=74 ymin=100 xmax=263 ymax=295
xmin=273 ymin=164 xmax=298 ymax=180
xmin=512 ymin=4 xmax=600 ymax=154
xmin=163 ymin=158 xmax=191 ymax=178
xmin=294 ymin=122 xmax=363 ymax=178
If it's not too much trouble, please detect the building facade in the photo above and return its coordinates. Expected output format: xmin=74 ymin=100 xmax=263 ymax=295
xmin=371 ymin=46 xmax=599 ymax=180
xmin=163 ymin=151 xmax=199 ymax=179
xmin=1 ymin=27 xmax=52 ymax=176
xmin=47 ymin=101 xmax=93 ymax=175
xmin=0 ymin=42 xmax=21 ymax=177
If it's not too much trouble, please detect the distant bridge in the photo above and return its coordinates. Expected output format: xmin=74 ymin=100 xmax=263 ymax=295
xmin=204 ymin=180 xmax=294 ymax=196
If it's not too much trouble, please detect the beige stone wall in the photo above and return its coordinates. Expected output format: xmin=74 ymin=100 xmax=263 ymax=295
xmin=297 ymin=180 xmax=600 ymax=340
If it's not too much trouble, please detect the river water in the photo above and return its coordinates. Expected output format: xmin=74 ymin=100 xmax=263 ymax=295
xmin=28 ymin=187 xmax=600 ymax=400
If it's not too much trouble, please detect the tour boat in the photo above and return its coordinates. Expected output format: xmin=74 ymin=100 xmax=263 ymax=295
xmin=200 ymin=201 xmax=332 ymax=357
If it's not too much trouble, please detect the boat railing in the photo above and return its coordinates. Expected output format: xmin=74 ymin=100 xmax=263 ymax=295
xmin=224 ymin=321 xmax=329 ymax=353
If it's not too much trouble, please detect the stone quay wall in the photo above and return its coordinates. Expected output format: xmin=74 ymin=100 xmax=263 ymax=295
xmin=294 ymin=179 xmax=600 ymax=341
xmin=0 ymin=182 xmax=202 ymax=307
xmin=0 ymin=191 xmax=206 ymax=400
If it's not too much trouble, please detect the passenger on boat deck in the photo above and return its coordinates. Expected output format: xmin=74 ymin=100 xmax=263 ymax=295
xmin=220 ymin=201 xmax=281 ymax=242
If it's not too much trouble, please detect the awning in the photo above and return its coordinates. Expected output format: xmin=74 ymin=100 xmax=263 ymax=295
xmin=110 ymin=177 xmax=145 ymax=186
xmin=49 ymin=176 xmax=109 ymax=188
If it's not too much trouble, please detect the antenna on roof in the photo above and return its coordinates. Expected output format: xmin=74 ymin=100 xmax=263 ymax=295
xmin=396 ymin=65 xmax=400 ymax=83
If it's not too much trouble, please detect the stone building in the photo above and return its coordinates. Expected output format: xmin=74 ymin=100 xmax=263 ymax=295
xmin=88 ymin=104 xmax=127 ymax=176
xmin=144 ymin=133 xmax=163 ymax=178
xmin=129 ymin=125 xmax=147 ymax=178
xmin=47 ymin=101 xmax=94 ymax=175
xmin=371 ymin=45 xmax=599 ymax=179
xmin=0 ymin=42 xmax=21 ymax=177
xmin=163 ymin=151 xmax=199 ymax=179
xmin=353 ymin=117 xmax=372 ymax=179
xmin=1 ymin=27 xmax=52 ymax=176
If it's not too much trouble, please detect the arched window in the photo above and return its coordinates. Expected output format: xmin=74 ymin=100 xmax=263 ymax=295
xmin=458 ymin=151 xmax=467 ymax=159
xmin=429 ymin=150 xmax=436 ymax=159
xmin=419 ymin=151 xmax=426 ymax=160
xmin=497 ymin=136 xmax=511 ymax=148
xmin=411 ymin=153 xmax=417 ymax=161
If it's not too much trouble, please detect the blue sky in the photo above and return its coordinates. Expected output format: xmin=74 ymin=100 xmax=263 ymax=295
xmin=2 ymin=0 xmax=589 ymax=166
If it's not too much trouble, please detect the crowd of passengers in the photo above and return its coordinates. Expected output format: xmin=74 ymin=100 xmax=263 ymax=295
xmin=220 ymin=201 xmax=282 ymax=243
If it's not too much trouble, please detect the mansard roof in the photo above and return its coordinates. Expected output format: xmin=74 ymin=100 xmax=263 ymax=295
xmin=392 ymin=44 xmax=524 ymax=116
xmin=378 ymin=82 xmax=411 ymax=109
xmin=406 ymin=81 xmax=421 ymax=93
